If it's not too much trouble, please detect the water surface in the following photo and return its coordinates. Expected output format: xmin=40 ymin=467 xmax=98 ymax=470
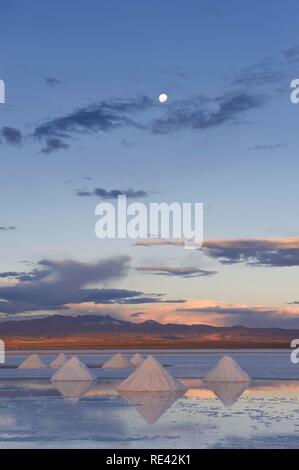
xmin=0 ymin=349 xmax=298 ymax=448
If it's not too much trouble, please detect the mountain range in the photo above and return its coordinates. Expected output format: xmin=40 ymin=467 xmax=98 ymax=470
xmin=0 ymin=314 xmax=297 ymax=349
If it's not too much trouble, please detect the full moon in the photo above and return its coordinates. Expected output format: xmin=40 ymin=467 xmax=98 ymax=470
xmin=159 ymin=93 xmax=168 ymax=103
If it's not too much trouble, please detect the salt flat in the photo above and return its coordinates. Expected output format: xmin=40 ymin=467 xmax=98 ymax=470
xmin=0 ymin=349 xmax=297 ymax=448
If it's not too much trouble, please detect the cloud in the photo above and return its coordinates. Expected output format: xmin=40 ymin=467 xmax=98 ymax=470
xmin=0 ymin=226 xmax=16 ymax=231
xmin=41 ymin=138 xmax=70 ymax=154
xmin=0 ymin=257 xmax=130 ymax=314
xmin=135 ymin=239 xmax=185 ymax=247
xmin=284 ymin=44 xmax=299 ymax=63
xmin=248 ymin=142 xmax=286 ymax=151
xmin=230 ymin=59 xmax=286 ymax=88
xmin=79 ymin=288 xmax=149 ymax=304
xmin=176 ymin=302 xmax=299 ymax=328
xmin=1 ymin=127 xmax=22 ymax=145
xmin=176 ymin=72 xmax=187 ymax=79
xmin=130 ymin=311 xmax=147 ymax=318
xmin=36 ymin=257 xmax=130 ymax=284
xmin=136 ymin=237 xmax=299 ymax=268
xmin=136 ymin=265 xmax=217 ymax=278
xmin=120 ymin=138 xmax=138 ymax=148
xmin=31 ymin=89 xmax=266 ymax=152
xmin=203 ymin=237 xmax=299 ymax=267
xmin=118 ymin=297 xmax=185 ymax=305
xmin=0 ymin=271 xmax=23 ymax=278
xmin=125 ymin=298 xmax=299 ymax=328
xmin=76 ymin=187 xmax=149 ymax=199
xmin=150 ymin=92 xmax=265 ymax=134
xmin=45 ymin=77 xmax=62 ymax=87
xmin=33 ymin=96 xmax=154 ymax=150
xmin=0 ymin=257 xmax=183 ymax=315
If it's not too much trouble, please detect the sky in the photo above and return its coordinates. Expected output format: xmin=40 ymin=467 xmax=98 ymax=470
xmin=1 ymin=0 xmax=299 ymax=328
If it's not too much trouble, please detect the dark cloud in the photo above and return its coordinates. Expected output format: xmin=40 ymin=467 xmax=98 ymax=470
xmin=150 ymin=92 xmax=265 ymax=134
xmin=130 ymin=311 xmax=147 ymax=318
xmin=203 ymin=238 xmax=299 ymax=267
xmin=0 ymin=226 xmax=16 ymax=231
xmin=119 ymin=297 xmax=185 ymax=305
xmin=31 ymin=89 xmax=266 ymax=152
xmin=37 ymin=257 xmax=130 ymax=286
xmin=135 ymin=237 xmax=299 ymax=268
xmin=1 ymin=127 xmax=22 ymax=145
xmin=76 ymin=187 xmax=148 ymax=199
xmin=0 ymin=271 xmax=23 ymax=278
xmin=0 ymin=257 xmax=130 ymax=314
xmin=284 ymin=44 xmax=299 ymax=63
xmin=248 ymin=143 xmax=286 ymax=151
xmin=45 ymin=77 xmax=62 ymax=87
xmin=41 ymin=138 xmax=70 ymax=154
xmin=78 ymin=288 xmax=148 ymax=304
xmin=0 ymin=257 xmax=182 ymax=314
xmin=136 ymin=265 xmax=217 ymax=278
xmin=33 ymin=96 xmax=153 ymax=150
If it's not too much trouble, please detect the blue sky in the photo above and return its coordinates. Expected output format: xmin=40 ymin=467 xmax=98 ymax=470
xmin=1 ymin=0 xmax=299 ymax=328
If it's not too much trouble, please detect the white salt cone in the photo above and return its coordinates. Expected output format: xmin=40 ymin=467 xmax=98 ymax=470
xmin=204 ymin=356 xmax=250 ymax=383
xmin=50 ymin=353 xmax=66 ymax=369
xmin=18 ymin=354 xmax=47 ymax=369
xmin=130 ymin=353 xmax=144 ymax=367
xmin=51 ymin=356 xmax=95 ymax=382
xmin=118 ymin=355 xmax=186 ymax=392
xmin=102 ymin=353 xmax=132 ymax=369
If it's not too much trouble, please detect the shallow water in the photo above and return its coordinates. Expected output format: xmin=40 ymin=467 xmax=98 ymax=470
xmin=0 ymin=349 xmax=298 ymax=448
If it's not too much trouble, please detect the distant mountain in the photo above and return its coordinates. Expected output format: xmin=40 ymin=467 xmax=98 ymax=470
xmin=0 ymin=314 xmax=298 ymax=346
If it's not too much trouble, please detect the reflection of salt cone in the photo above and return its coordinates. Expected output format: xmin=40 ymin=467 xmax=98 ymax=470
xmin=207 ymin=382 xmax=248 ymax=406
xmin=54 ymin=380 xmax=93 ymax=402
xmin=120 ymin=390 xmax=184 ymax=424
